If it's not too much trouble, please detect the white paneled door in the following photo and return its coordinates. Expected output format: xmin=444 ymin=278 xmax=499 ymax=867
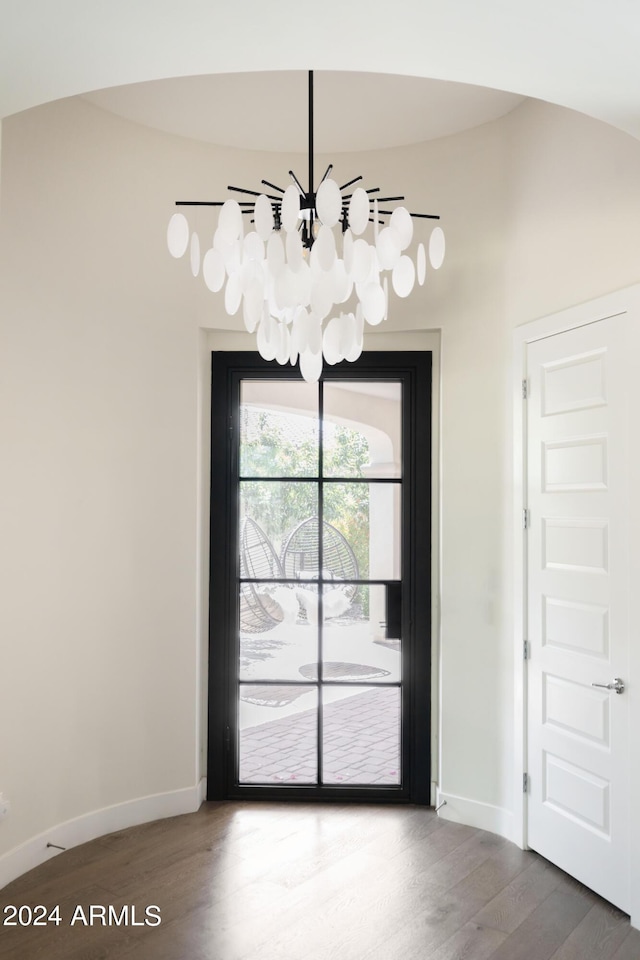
xmin=526 ymin=316 xmax=631 ymax=912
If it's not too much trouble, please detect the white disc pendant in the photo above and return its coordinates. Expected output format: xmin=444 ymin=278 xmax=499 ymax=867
xmin=203 ymin=248 xmax=225 ymax=292
xmin=323 ymin=316 xmax=343 ymax=365
xmin=316 ymin=178 xmax=342 ymax=227
xmin=224 ymin=273 xmax=242 ymax=315
xmin=254 ymin=194 xmax=274 ymax=241
xmin=300 ymin=348 xmax=323 ymax=383
xmin=281 ymin=185 xmax=300 ymax=232
xmin=343 ymin=229 xmax=354 ymax=274
xmin=243 ymin=231 xmax=265 ymax=262
xmin=348 ymin=187 xmax=370 ymax=236
xmin=286 ymin=228 xmax=304 ymax=272
xmin=266 ymin=233 xmax=285 ymax=275
xmin=429 ymin=226 xmax=445 ymax=269
xmin=315 ymin=224 xmax=337 ymax=272
xmin=361 ymin=282 xmax=386 ymax=325
xmin=167 ymin=213 xmax=189 ymax=258
xmin=390 ymin=206 xmax=413 ymax=249
xmin=218 ymin=200 xmax=243 ymax=242
xmin=417 ymin=242 xmax=427 ymax=285
xmin=376 ymin=226 xmax=402 ymax=271
xmin=350 ymin=239 xmax=372 ymax=284
xmin=392 ymin=255 xmax=415 ymax=298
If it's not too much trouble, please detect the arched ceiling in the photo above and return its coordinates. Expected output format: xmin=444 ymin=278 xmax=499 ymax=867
xmin=80 ymin=73 xmax=526 ymax=153
xmin=2 ymin=0 xmax=640 ymax=141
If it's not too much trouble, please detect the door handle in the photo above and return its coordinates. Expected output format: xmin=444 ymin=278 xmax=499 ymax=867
xmin=591 ymin=678 xmax=625 ymax=695
xmin=385 ymin=582 xmax=402 ymax=639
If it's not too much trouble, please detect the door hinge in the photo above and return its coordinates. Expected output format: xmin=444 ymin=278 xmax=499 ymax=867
xmin=224 ymin=725 xmax=231 ymax=751
xmin=522 ymin=379 xmax=528 ymax=400
xmin=523 ymin=640 xmax=530 ymax=661
xmin=523 ymin=772 xmax=529 ymax=793
xmin=522 ymin=508 xmax=529 ymax=530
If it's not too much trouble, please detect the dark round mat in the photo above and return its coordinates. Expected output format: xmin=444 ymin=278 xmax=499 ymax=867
xmin=299 ymin=661 xmax=390 ymax=681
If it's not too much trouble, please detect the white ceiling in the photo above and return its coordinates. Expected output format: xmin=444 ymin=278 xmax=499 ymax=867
xmin=81 ymin=73 xmax=525 ymax=153
xmin=3 ymin=0 xmax=640 ymax=142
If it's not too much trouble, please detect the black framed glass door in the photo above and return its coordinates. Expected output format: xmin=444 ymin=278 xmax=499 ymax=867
xmin=208 ymin=352 xmax=431 ymax=802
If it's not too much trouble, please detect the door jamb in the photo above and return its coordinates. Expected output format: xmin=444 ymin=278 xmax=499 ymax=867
xmin=197 ymin=330 xmax=441 ymax=803
xmin=512 ymin=285 xmax=640 ymax=930
xmin=205 ymin=347 xmax=435 ymax=803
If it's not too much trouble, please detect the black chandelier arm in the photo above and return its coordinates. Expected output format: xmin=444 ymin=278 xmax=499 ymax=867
xmin=319 ymin=163 xmax=333 ymax=185
xmin=175 ymin=199 xmax=440 ymax=222
xmin=341 ymin=187 xmax=381 ymax=202
xmin=174 ymin=199 xmax=257 ymax=208
xmin=288 ymin=170 xmax=306 ymax=197
xmin=228 ymin=185 xmax=282 ymax=202
xmin=339 ymin=175 xmax=362 ymax=191
xmin=261 ymin=179 xmax=285 ymax=194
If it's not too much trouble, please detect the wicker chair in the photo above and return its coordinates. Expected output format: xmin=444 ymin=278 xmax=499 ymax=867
xmin=239 ymin=517 xmax=285 ymax=633
xmin=280 ymin=517 xmax=359 ymax=600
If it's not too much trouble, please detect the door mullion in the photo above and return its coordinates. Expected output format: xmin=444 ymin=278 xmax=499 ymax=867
xmin=318 ymin=379 xmax=324 ymax=785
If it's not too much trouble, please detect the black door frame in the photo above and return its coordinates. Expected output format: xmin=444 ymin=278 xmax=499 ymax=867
xmin=207 ymin=351 xmax=432 ymax=803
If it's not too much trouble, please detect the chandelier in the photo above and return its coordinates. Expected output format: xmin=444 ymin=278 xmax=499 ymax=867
xmin=167 ymin=71 xmax=445 ymax=382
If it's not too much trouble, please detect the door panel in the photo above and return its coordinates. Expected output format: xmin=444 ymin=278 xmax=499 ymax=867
xmin=208 ymin=352 xmax=432 ymax=803
xmin=526 ymin=317 xmax=630 ymax=912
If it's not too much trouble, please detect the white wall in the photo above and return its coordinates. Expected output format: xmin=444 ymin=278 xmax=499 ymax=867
xmin=505 ymin=100 xmax=640 ymax=324
xmin=436 ymin=101 xmax=640 ymax=833
xmin=0 ymin=99 xmax=207 ymax=872
xmin=2 ymin=90 xmax=640 ymax=878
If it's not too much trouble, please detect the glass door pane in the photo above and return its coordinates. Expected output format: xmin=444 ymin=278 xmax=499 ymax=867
xmin=321 ymin=584 xmax=401 ymax=684
xmin=239 ymin=685 xmax=318 ymax=784
xmin=240 ymin=380 xmax=319 ymax=477
xmin=322 ymin=482 xmax=401 ymax=580
xmin=322 ymin=686 xmax=401 ymax=785
xmin=323 ymin=382 xmax=402 ymax=479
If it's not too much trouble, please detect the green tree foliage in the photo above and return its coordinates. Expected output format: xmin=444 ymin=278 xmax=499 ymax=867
xmin=240 ymin=408 xmax=370 ymax=576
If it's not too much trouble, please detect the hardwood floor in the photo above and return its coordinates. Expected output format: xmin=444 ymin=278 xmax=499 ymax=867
xmin=1 ymin=802 xmax=638 ymax=959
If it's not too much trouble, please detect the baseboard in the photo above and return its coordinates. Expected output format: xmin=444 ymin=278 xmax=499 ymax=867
xmin=197 ymin=777 xmax=207 ymax=805
xmin=435 ymin=789 xmax=515 ymax=843
xmin=0 ymin=784 xmax=205 ymax=890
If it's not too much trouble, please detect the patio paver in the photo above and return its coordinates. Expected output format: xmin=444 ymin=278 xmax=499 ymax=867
xmin=239 ymin=686 xmax=401 ymax=785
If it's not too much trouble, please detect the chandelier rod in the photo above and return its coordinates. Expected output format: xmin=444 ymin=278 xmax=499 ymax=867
xmin=173 ymin=69 xmax=440 ymax=222
xmin=308 ymin=70 xmax=314 ymax=209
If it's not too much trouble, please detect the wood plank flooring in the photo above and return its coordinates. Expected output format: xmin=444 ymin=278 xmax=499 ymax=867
xmin=1 ymin=802 xmax=638 ymax=960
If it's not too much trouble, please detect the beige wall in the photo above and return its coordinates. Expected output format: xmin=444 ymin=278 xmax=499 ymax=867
xmin=1 ymin=90 xmax=640 ymax=867
xmin=505 ymin=100 xmax=640 ymax=326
